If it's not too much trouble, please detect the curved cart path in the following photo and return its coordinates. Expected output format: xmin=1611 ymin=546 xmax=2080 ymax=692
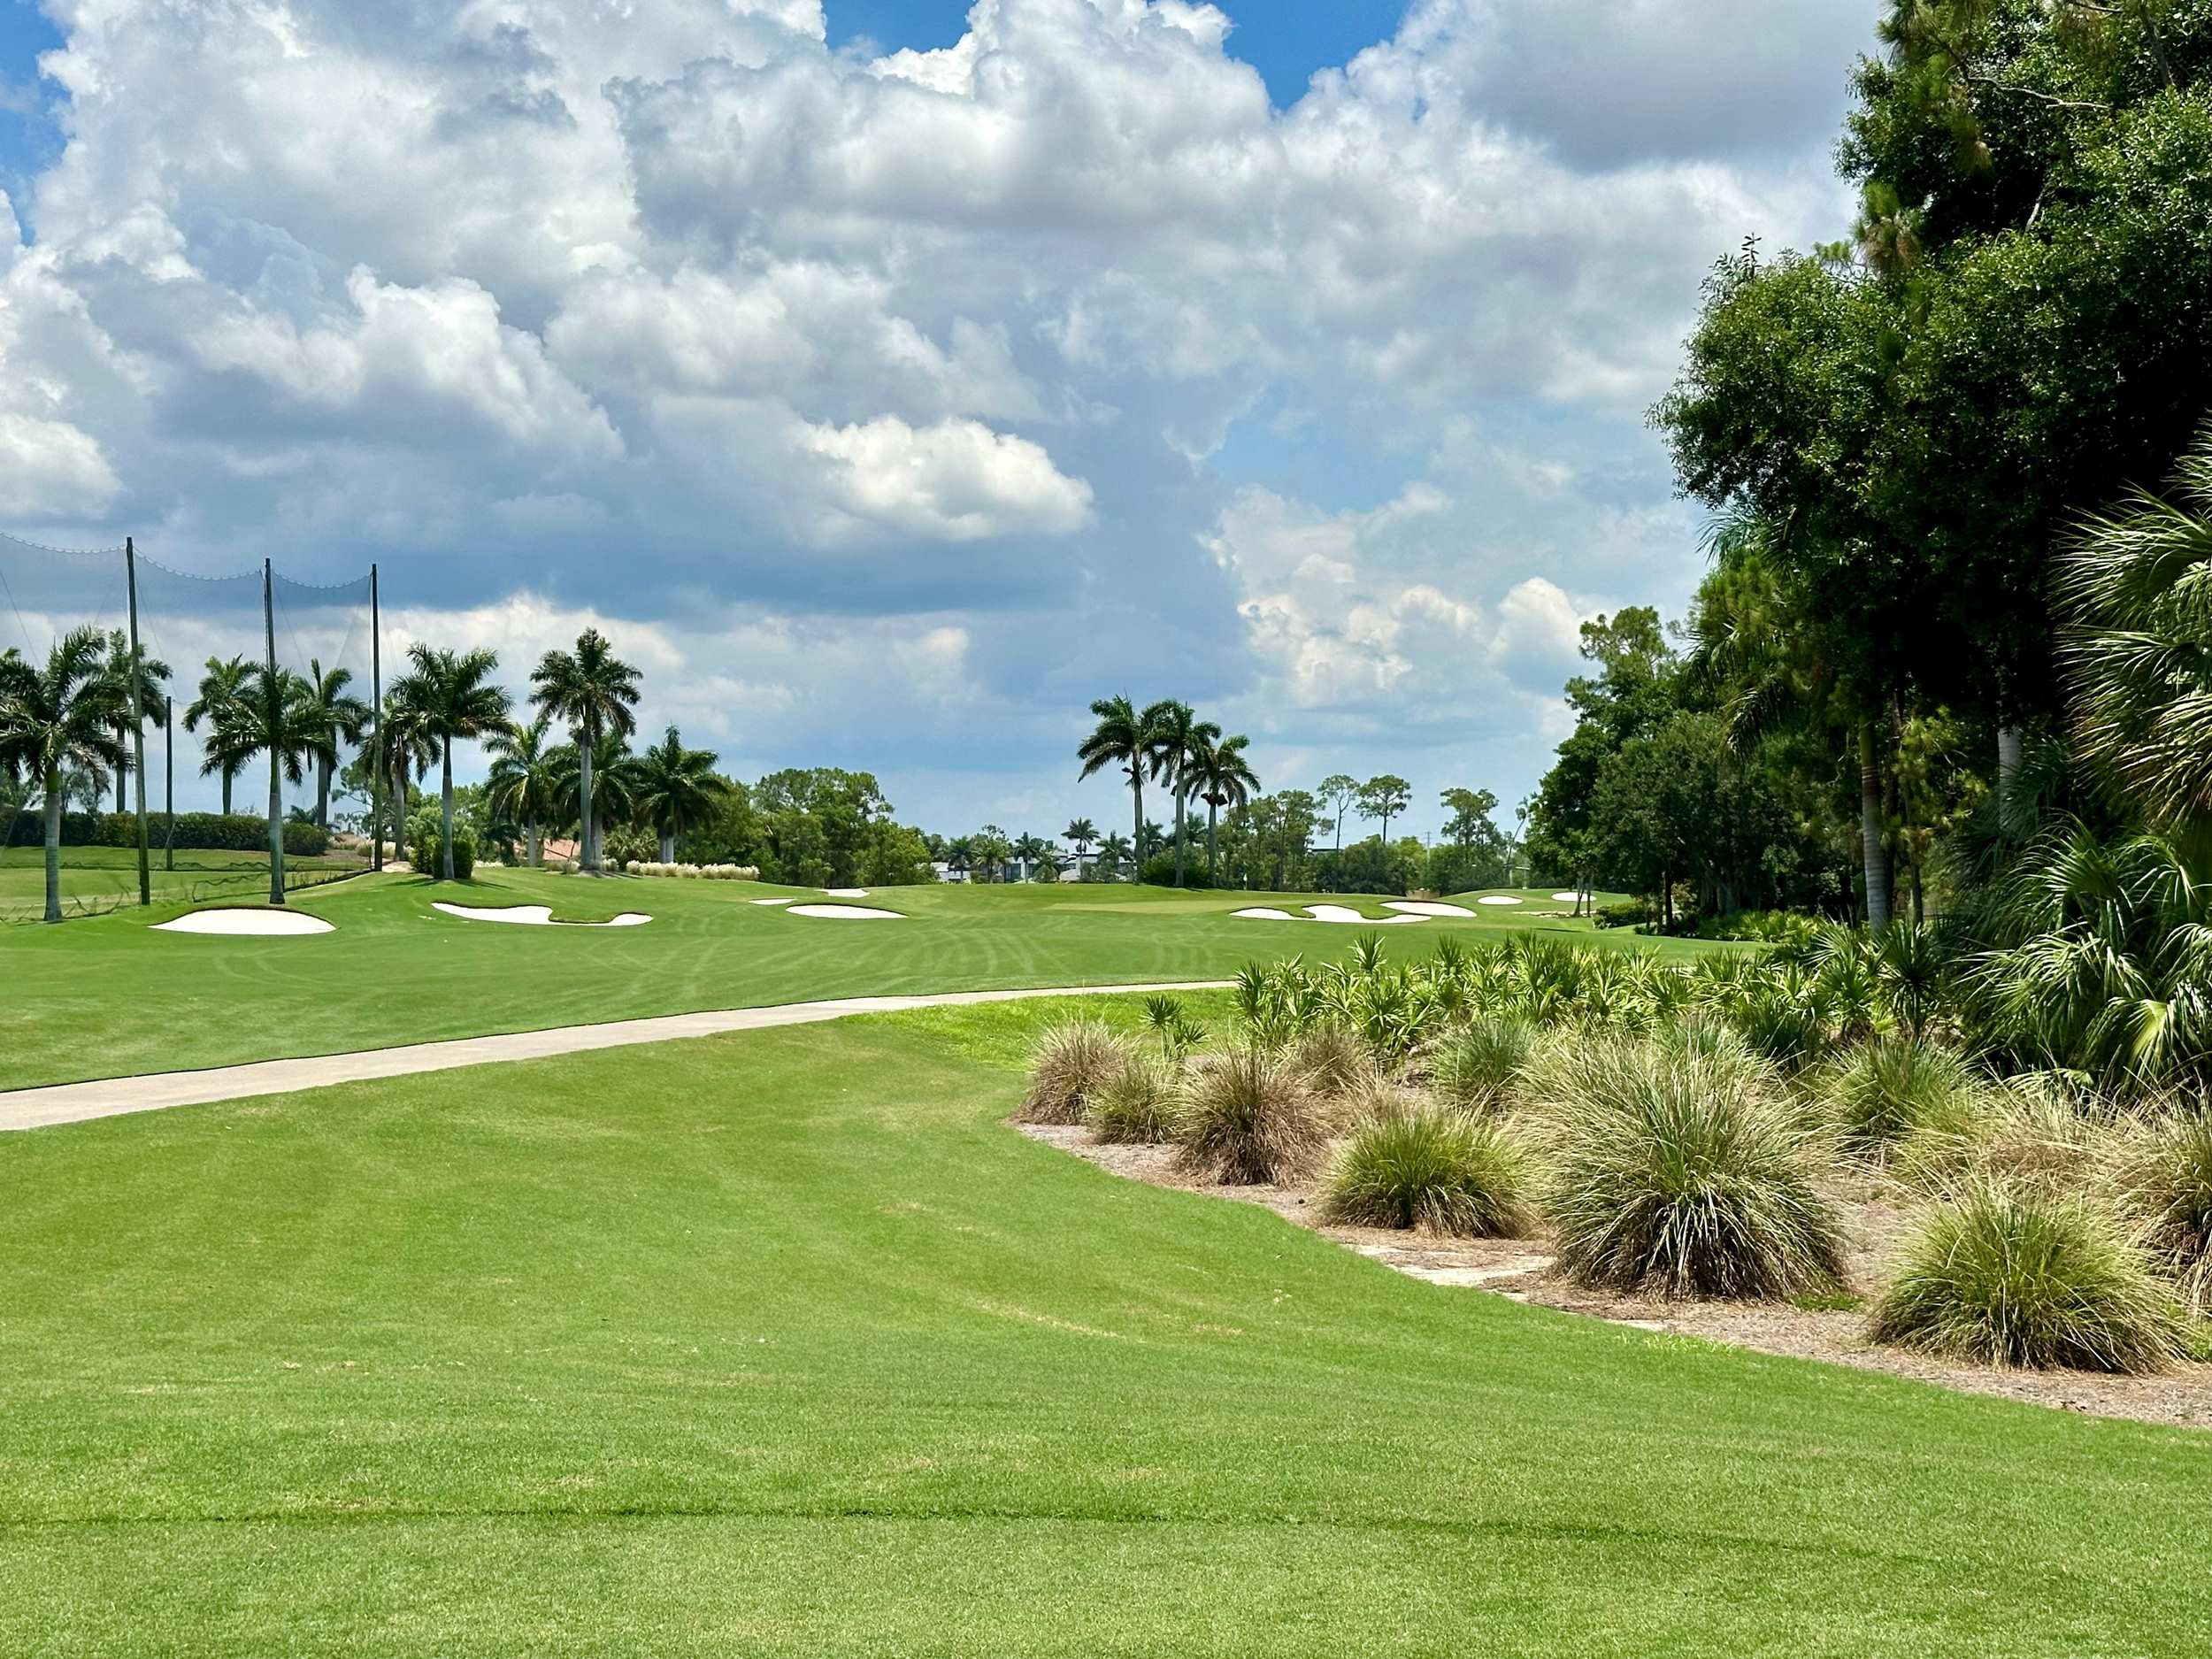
xmin=0 ymin=981 xmax=1231 ymax=1132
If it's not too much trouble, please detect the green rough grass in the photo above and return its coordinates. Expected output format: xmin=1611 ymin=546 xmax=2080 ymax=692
xmin=1 ymin=995 xmax=2208 ymax=1655
xmin=0 ymin=871 xmax=1719 ymax=1089
xmin=0 ymin=842 xmax=359 ymax=920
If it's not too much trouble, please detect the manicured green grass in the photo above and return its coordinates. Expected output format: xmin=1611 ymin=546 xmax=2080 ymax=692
xmin=0 ymin=843 xmax=358 ymax=921
xmin=0 ymin=872 xmax=1712 ymax=1089
xmin=1 ymin=994 xmax=2205 ymax=1655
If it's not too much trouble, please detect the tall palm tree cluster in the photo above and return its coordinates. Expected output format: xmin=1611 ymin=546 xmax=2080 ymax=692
xmin=381 ymin=626 xmax=726 ymax=883
xmin=1076 ymin=696 xmax=1260 ymax=887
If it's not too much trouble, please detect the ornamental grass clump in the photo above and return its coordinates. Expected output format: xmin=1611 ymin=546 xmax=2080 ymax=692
xmin=1017 ymin=1018 xmax=1133 ymax=1125
xmin=1893 ymin=1079 xmax=2116 ymax=1198
xmin=1086 ymin=1052 xmax=1179 ymax=1145
xmin=1172 ymin=1047 xmax=1326 ymax=1185
xmin=1426 ymin=1013 xmax=1534 ymax=1114
xmin=1533 ymin=1034 xmax=1846 ymax=1298
xmin=1815 ymin=1035 xmax=1987 ymax=1157
xmin=1287 ymin=1023 xmax=1374 ymax=1101
xmin=1320 ymin=1102 xmax=1533 ymax=1237
xmin=2108 ymin=1109 xmax=2212 ymax=1317
xmin=1869 ymin=1184 xmax=2187 ymax=1372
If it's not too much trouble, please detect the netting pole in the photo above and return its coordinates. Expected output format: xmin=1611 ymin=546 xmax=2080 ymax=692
xmin=163 ymin=695 xmax=174 ymax=872
xmin=370 ymin=563 xmax=382 ymax=872
xmin=125 ymin=536 xmax=150 ymax=908
xmin=264 ymin=557 xmax=285 ymax=905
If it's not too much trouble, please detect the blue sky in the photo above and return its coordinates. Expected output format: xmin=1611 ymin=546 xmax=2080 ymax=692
xmin=0 ymin=1 xmax=1878 ymax=836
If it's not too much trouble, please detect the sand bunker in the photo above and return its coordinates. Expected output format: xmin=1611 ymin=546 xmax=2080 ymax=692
xmin=749 ymin=897 xmax=795 ymax=905
xmin=824 ymin=887 xmax=869 ymax=898
xmin=1476 ymin=895 xmax=1524 ymax=906
xmin=1384 ymin=901 xmax=1477 ymax=918
xmin=1552 ymin=892 xmax=1580 ymax=902
xmin=433 ymin=902 xmax=650 ymax=928
xmin=153 ymin=908 xmax=334 ymax=937
xmin=787 ymin=902 xmax=905 ymax=919
xmin=1233 ymin=903 xmax=1425 ymax=926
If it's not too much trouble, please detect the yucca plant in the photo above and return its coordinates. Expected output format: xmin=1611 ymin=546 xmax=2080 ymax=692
xmin=2107 ymin=1108 xmax=2212 ymax=1317
xmin=1086 ymin=1052 xmax=1180 ymax=1145
xmin=1017 ymin=1018 xmax=1133 ymax=1125
xmin=1319 ymin=1102 xmax=1533 ymax=1236
xmin=1870 ymin=1184 xmax=2187 ymax=1372
xmin=1426 ymin=1013 xmax=1535 ymax=1114
xmin=1172 ymin=1047 xmax=1326 ymax=1185
xmin=1815 ymin=1035 xmax=1987 ymax=1156
xmin=1530 ymin=1033 xmax=1846 ymax=1298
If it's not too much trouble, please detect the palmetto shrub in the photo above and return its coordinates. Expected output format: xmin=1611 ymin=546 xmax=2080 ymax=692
xmin=1531 ymin=1034 xmax=1846 ymax=1298
xmin=1426 ymin=1013 xmax=1535 ymax=1113
xmin=1172 ymin=1047 xmax=1326 ymax=1185
xmin=1319 ymin=1102 xmax=1532 ymax=1237
xmin=1815 ymin=1036 xmax=1987 ymax=1156
xmin=2107 ymin=1108 xmax=2212 ymax=1317
xmin=1086 ymin=1052 xmax=1179 ymax=1145
xmin=1017 ymin=1018 xmax=1133 ymax=1125
xmin=1869 ymin=1185 xmax=2187 ymax=1372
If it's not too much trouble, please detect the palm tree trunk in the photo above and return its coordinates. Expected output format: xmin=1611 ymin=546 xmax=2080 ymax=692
xmin=1996 ymin=725 xmax=2024 ymax=835
xmin=221 ymin=770 xmax=234 ymax=816
xmin=440 ymin=736 xmax=456 ymax=882
xmin=1171 ymin=764 xmax=1187 ymax=887
xmin=1131 ymin=767 xmax=1144 ymax=874
xmin=1859 ymin=722 xmax=1891 ymax=928
xmin=527 ymin=820 xmax=541 ymax=868
xmin=659 ymin=829 xmax=674 ymax=863
xmin=42 ymin=775 xmax=63 ymax=924
xmin=266 ymin=733 xmax=284 ymax=906
xmin=317 ymin=755 xmax=331 ymax=828
xmin=114 ymin=744 xmax=127 ymax=814
xmin=1207 ymin=800 xmax=1219 ymax=883
xmin=579 ymin=733 xmax=595 ymax=872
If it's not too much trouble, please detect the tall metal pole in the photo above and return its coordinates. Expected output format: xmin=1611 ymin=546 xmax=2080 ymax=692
xmin=264 ymin=558 xmax=285 ymax=904
xmin=369 ymin=563 xmax=382 ymax=872
xmin=164 ymin=695 xmax=174 ymax=872
xmin=125 ymin=537 xmax=151 ymax=907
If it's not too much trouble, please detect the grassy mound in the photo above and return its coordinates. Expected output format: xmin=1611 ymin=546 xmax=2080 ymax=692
xmin=1172 ymin=1047 xmax=1326 ymax=1184
xmin=1531 ymin=1035 xmax=1846 ymax=1298
xmin=1816 ymin=1036 xmax=1985 ymax=1155
xmin=1870 ymin=1185 xmax=2187 ymax=1372
xmin=2108 ymin=1109 xmax=2212 ymax=1317
xmin=1017 ymin=1017 xmax=1132 ymax=1125
xmin=1319 ymin=1102 xmax=1532 ymax=1236
xmin=1426 ymin=1013 xmax=1534 ymax=1113
xmin=1086 ymin=1052 xmax=1180 ymax=1145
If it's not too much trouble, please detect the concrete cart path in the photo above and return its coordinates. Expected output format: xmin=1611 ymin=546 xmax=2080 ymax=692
xmin=0 ymin=981 xmax=1232 ymax=1131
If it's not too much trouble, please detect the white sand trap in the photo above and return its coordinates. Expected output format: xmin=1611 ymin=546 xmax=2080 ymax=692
xmin=1385 ymin=901 xmax=1477 ymax=918
xmin=433 ymin=902 xmax=650 ymax=928
xmin=749 ymin=896 xmax=795 ymax=905
xmin=1552 ymin=892 xmax=1580 ymax=903
xmin=1477 ymin=895 xmax=1525 ymax=906
xmin=1302 ymin=904 xmax=1425 ymax=926
xmin=154 ymin=908 xmax=334 ymax=937
xmin=824 ymin=887 xmax=869 ymax=898
xmin=787 ymin=902 xmax=905 ymax=919
xmin=1233 ymin=907 xmax=1295 ymax=920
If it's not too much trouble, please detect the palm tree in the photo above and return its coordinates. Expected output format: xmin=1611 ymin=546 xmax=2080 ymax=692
xmin=0 ymin=629 xmax=128 ymax=922
xmin=531 ymin=628 xmax=640 ymax=873
xmin=96 ymin=629 xmax=170 ymax=815
xmin=1097 ymin=831 xmax=1133 ymax=882
xmin=2057 ymin=429 xmax=2212 ymax=832
xmin=1011 ymin=832 xmax=1050 ymax=882
xmin=390 ymin=644 xmax=510 ymax=881
xmin=182 ymin=654 xmax=254 ymax=815
xmin=945 ymin=836 xmax=974 ymax=882
xmin=1192 ymin=732 xmax=1259 ymax=882
xmin=484 ymin=714 xmax=565 ymax=867
xmin=295 ymin=658 xmax=370 ymax=829
xmin=197 ymin=664 xmax=318 ymax=900
xmin=1077 ymin=695 xmax=1159 ymax=872
xmin=1064 ymin=817 xmax=1097 ymax=862
xmin=632 ymin=726 xmax=727 ymax=862
xmin=1142 ymin=700 xmax=1210 ymax=887
xmin=972 ymin=824 xmax=1011 ymax=883
xmin=378 ymin=689 xmax=439 ymax=864
xmin=551 ymin=730 xmax=640 ymax=848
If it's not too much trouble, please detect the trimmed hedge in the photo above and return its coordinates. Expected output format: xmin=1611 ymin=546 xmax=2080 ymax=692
xmin=4 ymin=810 xmax=330 ymax=856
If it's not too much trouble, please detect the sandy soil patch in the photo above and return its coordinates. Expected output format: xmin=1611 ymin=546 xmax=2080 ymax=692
xmin=787 ymin=902 xmax=906 ymax=919
xmin=1385 ymin=900 xmax=1478 ymax=918
xmin=1018 ymin=1125 xmax=2212 ymax=1429
xmin=433 ymin=902 xmax=649 ymax=927
xmin=153 ymin=909 xmax=334 ymax=937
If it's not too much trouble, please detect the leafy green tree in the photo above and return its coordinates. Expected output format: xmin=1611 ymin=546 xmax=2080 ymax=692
xmin=631 ymin=726 xmax=727 ymax=863
xmin=1356 ymin=774 xmax=1411 ymax=848
xmin=0 ymin=630 xmax=127 ymax=922
xmin=1317 ymin=773 xmax=1359 ymax=854
xmin=390 ymin=645 xmax=510 ymax=882
xmin=531 ymin=628 xmax=641 ymax=873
